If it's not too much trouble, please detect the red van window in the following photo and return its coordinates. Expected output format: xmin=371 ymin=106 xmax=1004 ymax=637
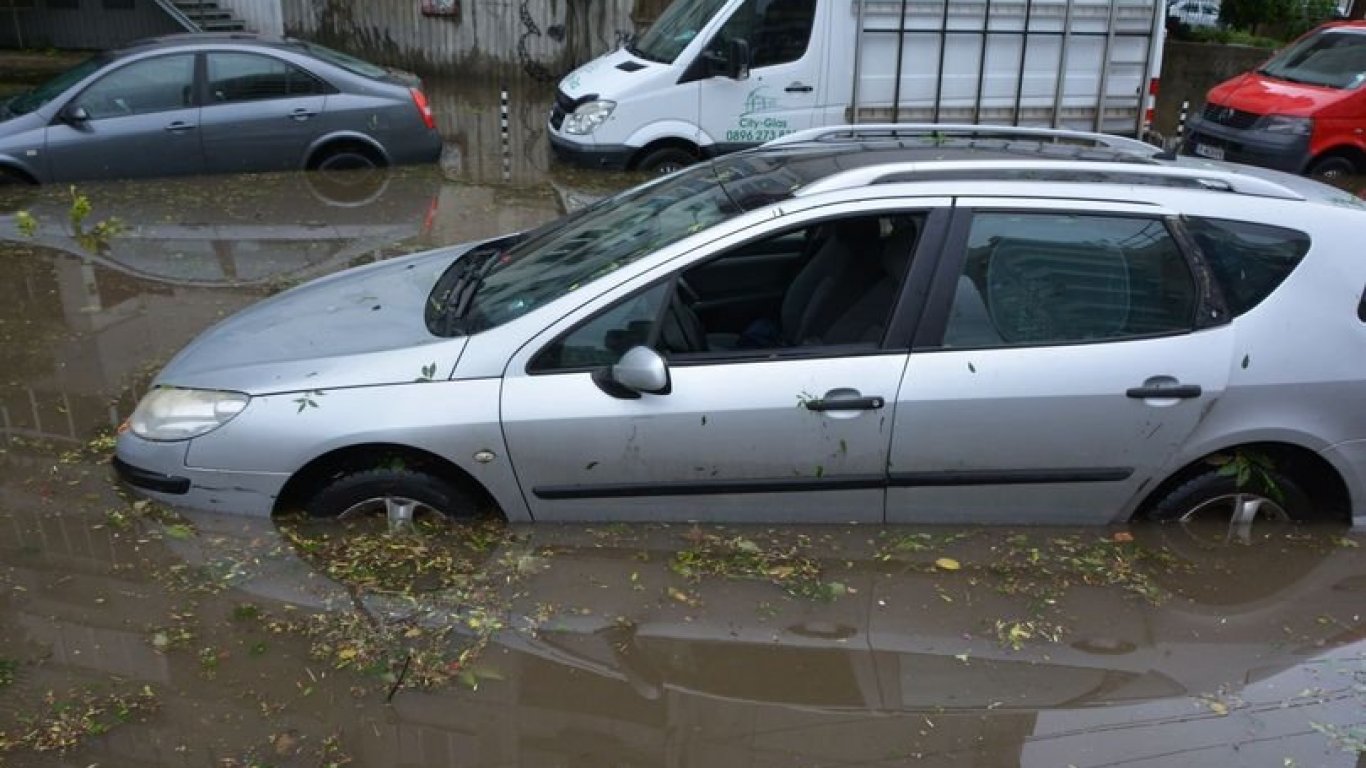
xmin=1259 ymin=28 xmax=1366 ymax=90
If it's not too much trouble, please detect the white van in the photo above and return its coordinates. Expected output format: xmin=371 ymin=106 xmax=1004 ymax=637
xmin=548 ymin=0 xmax=1168 ymax=173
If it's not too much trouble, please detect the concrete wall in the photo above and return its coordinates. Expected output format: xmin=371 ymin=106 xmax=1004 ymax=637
xmin=1153 ymin=41 xmax=1275 ymax=139
xmin=218 ymin=0 xmax=285 ymax=35
xmin=281 ymin=0 xmax=642 ymax=80
xmin=0 ymin=0 xmax=181 ymax=50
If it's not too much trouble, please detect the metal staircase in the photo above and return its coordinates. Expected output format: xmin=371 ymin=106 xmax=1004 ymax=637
xmin=159 ymin=0 xmax=250 ymax=32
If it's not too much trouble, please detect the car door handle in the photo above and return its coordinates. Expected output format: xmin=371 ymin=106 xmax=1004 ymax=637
xmin=1125 ymin=384 xmax=1202 ymax=399
xmin=289 ymin=108 xmax=318 ymax=121
xmin=785 ymin=82 xmax=814 ymax=93
xmin=803 ymin=396 xmax=885 ymax=412
xmin=164 ymin=121 xmax=196 ymax=133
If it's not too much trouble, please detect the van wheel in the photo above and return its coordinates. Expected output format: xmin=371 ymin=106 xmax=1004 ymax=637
xmin=1307 ymin=154 xmax=1358 ymax=182
xmin=1146 ymin=467 xmax=1312 ymax=544
xmin=305 ymin=468 xmax=475 ymax=528
xmin=635 ymin=147 xmax=696 ymax=175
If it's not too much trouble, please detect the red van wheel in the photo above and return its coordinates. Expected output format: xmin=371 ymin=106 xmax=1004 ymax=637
xmin=1308 ymin=154 xmax=1359 ymax=182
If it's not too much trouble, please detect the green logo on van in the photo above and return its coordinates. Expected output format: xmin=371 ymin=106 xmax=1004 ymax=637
xmin=742 ymin=86 xmax=781 ymax=115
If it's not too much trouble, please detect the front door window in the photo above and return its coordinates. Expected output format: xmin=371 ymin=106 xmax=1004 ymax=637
xmin=73 ymin=54 xmax=196 ymax=119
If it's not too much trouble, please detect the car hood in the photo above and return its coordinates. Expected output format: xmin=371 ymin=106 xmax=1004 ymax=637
xmin=558 ymin=48 xmax=678 ymax=103
xmin=0 ymin=106 xmax=41 ymax=132
xmin=154 ymin=242 xmax=485 ymax=395
xmin=1207 ymin=71 xmax=1354 ymax=116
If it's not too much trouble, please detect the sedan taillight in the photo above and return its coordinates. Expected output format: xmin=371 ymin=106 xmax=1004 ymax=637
xmin=410 ymin=87 xmax=436 ymax=130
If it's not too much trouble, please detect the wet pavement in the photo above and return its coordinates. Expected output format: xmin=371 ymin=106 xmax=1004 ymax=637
xmin=1 ymin=78 xmax=1365 ymax=767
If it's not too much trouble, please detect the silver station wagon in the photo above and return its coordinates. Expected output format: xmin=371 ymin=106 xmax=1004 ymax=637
xmin=114 ymin=125 xmax=1366 ymax=535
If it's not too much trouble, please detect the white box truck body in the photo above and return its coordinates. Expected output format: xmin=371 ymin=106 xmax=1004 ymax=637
xmin=548 ymin=0 xmax=1166 ymax=173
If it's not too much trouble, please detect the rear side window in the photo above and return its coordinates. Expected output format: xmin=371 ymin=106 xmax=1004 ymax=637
xmin=942 ymin=213 xmax=1196 ymax=348
xmin=207 ymin=53 xmax=328 ymax=102
xmin=293 ymin=41 xmax=388 ymax=79
xmin=1184 ymin=217 xmax=1310 ymax=317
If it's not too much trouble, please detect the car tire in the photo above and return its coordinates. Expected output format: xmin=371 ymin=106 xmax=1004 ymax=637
xmin=0 ymin=168 xmax=37 ymax=214
xmin=635 ymin=147 xmax=696 ymax=175
xmin=1307 ymin=154 xmax=1358 ymax=182
xmin=311 ymin=144 xmax=384 ymax=173
xmin=1147 ymin=467 xmax=1313 ymax=526
xmin=305 ymin=467 xmax=476 ymax=525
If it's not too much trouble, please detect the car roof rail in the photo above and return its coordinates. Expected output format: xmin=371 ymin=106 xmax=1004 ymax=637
xmin=793 ymin=159 xmax=1307 ymax=201
xmin=765 ymin=123 xmax=1163 ymax=158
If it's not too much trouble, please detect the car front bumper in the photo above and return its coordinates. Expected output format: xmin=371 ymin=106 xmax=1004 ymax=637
xmin=548 ymin=130 xmax=634 ymax=171
xmin=1182 ymin=116 xmax=1312 ymax=175
xmin=113 ymin=432 xmax=288 ymax=517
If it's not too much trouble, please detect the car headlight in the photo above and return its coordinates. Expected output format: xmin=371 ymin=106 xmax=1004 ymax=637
xmin=1258 ymin=115 xmax=1313 ymax=135
xmin=128 ymin=387 xmax=249 ymax=441
xmin=562 ymin=100 xmax=616 ymax=135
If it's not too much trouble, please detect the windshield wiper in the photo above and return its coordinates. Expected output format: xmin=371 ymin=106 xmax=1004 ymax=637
xmin=437 ymin=247 xmax=502 ymax=335
xmin=625 ymin=41 xmax=661 ymax=64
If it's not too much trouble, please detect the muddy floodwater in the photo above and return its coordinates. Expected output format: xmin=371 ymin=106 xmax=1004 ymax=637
xmin=1 ymin=79 xmax=1365 ymax=767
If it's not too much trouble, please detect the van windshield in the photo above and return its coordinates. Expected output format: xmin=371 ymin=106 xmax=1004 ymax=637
xmin=1259 ymin=28 xmax=1366 ymax=89
xmin=631 ymin=0 xmax=731 ymax=63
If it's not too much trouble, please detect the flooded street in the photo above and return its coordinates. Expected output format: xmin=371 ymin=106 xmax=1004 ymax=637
xmin=1 ymin=79 xmax=1365 ymax=767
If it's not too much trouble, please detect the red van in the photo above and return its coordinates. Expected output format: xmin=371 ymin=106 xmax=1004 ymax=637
xmin=1183 ymin=21 xmax=1366 ymax=180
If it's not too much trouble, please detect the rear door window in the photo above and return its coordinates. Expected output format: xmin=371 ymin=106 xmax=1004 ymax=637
xmin=207 ymin=52 xmax=328 ymax=103
xmin=1183 ymin=217 xmax=1310 ymax=317
xmin=942 ymin=213 xmax=1197 ymax=348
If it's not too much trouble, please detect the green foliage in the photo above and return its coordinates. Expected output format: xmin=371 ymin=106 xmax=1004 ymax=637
xmin=14 ymin=210 xmax=37 ymax=237
xmin=1209 ymin=449 xmax=1283 ymax=502
xmin=1182 ymin=26 xmax=1284 ymax=48
xmin=1220 ymin=0 xmax=1339 ymax=41
xmin=67 ymin=185 xmax=91 ymax=229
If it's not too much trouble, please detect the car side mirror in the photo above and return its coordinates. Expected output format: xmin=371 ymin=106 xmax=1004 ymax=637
xmin=727 ymin=38 xmax=751 ymax=81
xmin=592 ymin=346 xmax=672 ymax=399
xmin=62 ymin=105 xmax=90 ymax=124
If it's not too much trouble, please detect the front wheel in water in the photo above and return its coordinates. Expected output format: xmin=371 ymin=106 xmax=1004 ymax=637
xmin=634 ymin=147 xmax=696 ymax=175
xmin=305 ymin=467 xmax=475 ymax=529
xmin=1307 ymin=154 xmax=1358 ymax=182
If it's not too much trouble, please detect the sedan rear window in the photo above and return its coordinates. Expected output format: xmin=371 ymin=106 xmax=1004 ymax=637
xmin=292 ymin=41 xmax=387 ymax=79
xmin=1183 ymin=217 xmax=1310 ymax=317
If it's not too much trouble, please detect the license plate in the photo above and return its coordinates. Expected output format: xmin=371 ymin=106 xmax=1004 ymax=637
xmin=1193 ymin=143 xmax=1225 ymax=161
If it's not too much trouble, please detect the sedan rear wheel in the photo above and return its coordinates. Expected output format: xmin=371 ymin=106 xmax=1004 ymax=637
xmin=313 ymin=144 xmax=382 ymax=173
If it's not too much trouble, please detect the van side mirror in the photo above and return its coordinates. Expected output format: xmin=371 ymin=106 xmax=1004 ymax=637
xmin=592 ymin=346 xmax=672 ymax=399
xmin=727 ymin=38 xmax=751 ymax=80
xmin=62 ymin=105 xmax=90 ymax=124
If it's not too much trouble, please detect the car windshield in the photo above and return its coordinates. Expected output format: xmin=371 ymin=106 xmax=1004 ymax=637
xmin=4 ymin=55 xmax=107 ymax=117
xmin=293 ymin=40 xmax=388 ymax=79
xmin=1259 ymin=28 xmax=1366 ymax=89
xmin=426 ymin=153 xmax=804 ymax=336
xmin=631 ymin=0 xmax=731 ymax=63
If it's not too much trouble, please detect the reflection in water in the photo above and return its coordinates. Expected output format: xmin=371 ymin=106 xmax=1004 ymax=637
xmin=1 ymin=498 xmax=1364 ymax=767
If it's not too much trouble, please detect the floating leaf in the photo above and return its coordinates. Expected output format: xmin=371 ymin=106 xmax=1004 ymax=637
xmin=935 ymin=557 xmax=961 ymax=571
xmin=163 ymin=523 xmax=193 ymax=540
